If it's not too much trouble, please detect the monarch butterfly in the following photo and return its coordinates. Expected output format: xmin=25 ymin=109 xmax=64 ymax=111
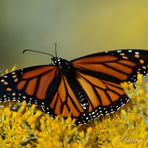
xmin=0 ymin=49 xmax=148 ymax=125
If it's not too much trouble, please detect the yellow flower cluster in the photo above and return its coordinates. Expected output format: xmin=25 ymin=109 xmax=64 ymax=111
xmin=0 ymin=66 xmax=148 ymax=147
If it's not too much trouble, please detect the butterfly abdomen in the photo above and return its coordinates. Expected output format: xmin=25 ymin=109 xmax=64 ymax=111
xmin=67 ymin=77 xmax=90 ymax=111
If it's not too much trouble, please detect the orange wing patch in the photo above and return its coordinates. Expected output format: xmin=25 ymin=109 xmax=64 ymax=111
xmin=78 ymin=72 xmax=107 ymax=89
xmin=49 ymin=76 xmax=83 ymax=118
xmin=77 ymin=75 xmax=101 ymax=110
xmin=107 ymin=91 xmax=119 ymax=101
xmin=26 ymin=78 xmax=38 ymax=95
xmin=36 ymin=69 xmax=57 ymax=100
xmin=23 ymin=66 xmax=55 ymax=79
xmin=76 ymin=72 xmax=126 ymax=112
xmin=17 ymin=80 xmax=27 ymax=90
xmin=95 ymin=88 xmax=110 ymax=106
xmin=119 ymin=60 xmax=136 ymax=67
xmin=17 ymin=66 xmax=58 ymax=100
xmin=73 ymin=55 xmax=118 ymax=64
xmin=74 ymin=63 xmax=129 ymax=80
xmin=106 ymin=62 xmax=133 ymax=74
xmin=73 ymin=56 xmax=137 ymax=81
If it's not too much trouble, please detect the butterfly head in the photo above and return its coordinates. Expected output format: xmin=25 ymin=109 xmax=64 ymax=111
xmin=51 ymin=57 xmax=71 ymax=69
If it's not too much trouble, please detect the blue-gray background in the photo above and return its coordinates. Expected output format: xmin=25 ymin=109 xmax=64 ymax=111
xmin=1 ymin=0 xmax=148 ymax=71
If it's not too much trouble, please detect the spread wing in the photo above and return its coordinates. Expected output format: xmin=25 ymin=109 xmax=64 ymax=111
xmin=70 ymin=49 xmax=148 ymax=124
xmin=0 ymin=65 xmax=59 ymax=116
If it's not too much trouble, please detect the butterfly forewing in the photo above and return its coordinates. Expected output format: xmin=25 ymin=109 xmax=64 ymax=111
xmin=0 ymin=65 xmax=59 ymax=107
xmin=72 ymin=49 xmax=148 ymax=82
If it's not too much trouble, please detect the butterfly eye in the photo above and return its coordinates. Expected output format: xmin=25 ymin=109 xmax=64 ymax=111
xmin=51 ymin=58 xmax=57 ymax=65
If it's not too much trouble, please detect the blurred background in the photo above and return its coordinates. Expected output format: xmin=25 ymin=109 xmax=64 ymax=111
xmin=1 ymin=0 xmax=148 ymax=70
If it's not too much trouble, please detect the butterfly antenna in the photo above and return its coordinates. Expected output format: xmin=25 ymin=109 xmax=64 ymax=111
xmin=22 ymin=49 xmax=54 ymax=58
xmin=55 ymin=43 xmax=58 ymax=58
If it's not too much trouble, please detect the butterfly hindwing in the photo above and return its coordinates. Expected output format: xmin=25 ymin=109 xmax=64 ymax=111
xmin=74 ymin=71 xmax=129 ymax=124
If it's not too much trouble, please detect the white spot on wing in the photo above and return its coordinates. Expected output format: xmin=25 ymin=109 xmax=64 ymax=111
xmin=117 ymin=50 xmax=122 ymax=53
xmin=135 ymin=51 xmax=139 ymax=55
xmin=128 ymin=50 xmax=132 ymax=53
